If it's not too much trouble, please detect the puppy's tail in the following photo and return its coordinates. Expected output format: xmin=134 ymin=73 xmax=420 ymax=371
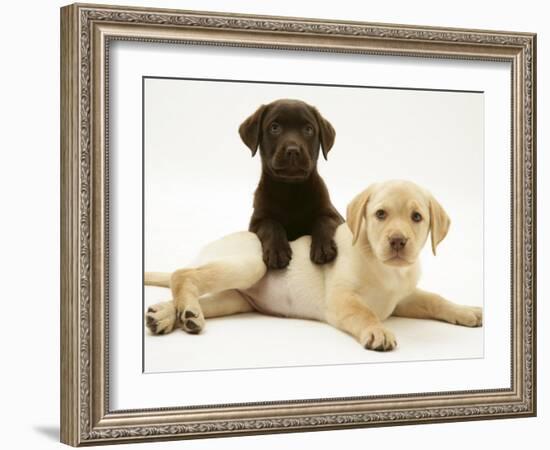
xmin=144 ymin=272 xmax=171 ymax=288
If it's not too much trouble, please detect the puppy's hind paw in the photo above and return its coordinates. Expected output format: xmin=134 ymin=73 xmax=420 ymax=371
xmin=145 ymin=301 xmax=177 ymax=335
xmin=179 ymin=306 xmax=205 ymax=334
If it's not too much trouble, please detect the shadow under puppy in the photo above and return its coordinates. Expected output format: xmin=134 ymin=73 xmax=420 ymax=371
xmin=239 ymin=99 xmax=343 ymax=269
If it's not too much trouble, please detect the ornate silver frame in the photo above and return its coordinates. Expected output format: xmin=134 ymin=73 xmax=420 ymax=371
xmin=60 ymin=3 xmax=536 ymax=446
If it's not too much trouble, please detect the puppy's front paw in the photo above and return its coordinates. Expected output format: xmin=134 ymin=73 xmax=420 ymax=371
xmin=178 ymin=305 xmax=205 ymax=334
xmin=450 ymin=305 xmax=483 ymax=327
xmin=360 ymin=325 xmax=397 ymax=351
xmin=310 ymin=238 xmax=337 ymax=264
xmin=145 ymin=301 xmax=177 ymax=335
xmin=263 ymin=242 xmax=292 ymax=269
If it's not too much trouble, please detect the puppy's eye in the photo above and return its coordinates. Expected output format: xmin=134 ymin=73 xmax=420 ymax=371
xmin=375 ymin=209 xmax=387 ymax=220
xmin=304 ymin=124 xmax=314 ymax=136
xmin=270 ymin=122 xmax=281 ymax=134
xmin=411 ymin=212 xmax=423 ymax=222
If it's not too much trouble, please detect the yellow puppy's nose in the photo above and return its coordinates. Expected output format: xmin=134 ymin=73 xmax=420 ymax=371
xmin=388 ymin=234 xmax=408 ymax=250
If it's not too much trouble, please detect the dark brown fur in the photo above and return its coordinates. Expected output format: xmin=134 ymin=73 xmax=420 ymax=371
xmin=239 ymin=99 xmax=343 ymax=269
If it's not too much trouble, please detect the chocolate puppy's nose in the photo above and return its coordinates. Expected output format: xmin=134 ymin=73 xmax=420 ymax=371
xmin=285 ymin=145 xmax=300 ymax=159
xmin=389 ymin=235 xmax=408 ymax=251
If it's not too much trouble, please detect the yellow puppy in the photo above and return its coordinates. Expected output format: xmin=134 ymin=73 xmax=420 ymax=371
xmin=145 ymin=180 xmax=482 ymax=351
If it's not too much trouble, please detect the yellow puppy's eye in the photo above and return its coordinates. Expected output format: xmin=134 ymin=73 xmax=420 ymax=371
xmin=411 ymin=212 xmax=423 ymax=222
xmin=375 ymin=209 xmax=387 ymax=220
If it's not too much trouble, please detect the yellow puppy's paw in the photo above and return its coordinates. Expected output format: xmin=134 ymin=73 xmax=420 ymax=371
xmin=360 ymin=326 xmax=397 ymax=351
xmin=145 ymin=301 xmax=177 ymax=335
xmin=450 ymin=305 xmax=483 ymax=327
xmin=178 ymin=305 xmax=205 ymax=334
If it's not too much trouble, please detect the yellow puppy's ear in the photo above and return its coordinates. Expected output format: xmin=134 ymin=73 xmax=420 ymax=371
xmin=429 ymin=194 xmax=451 ymax=255
xmin=346 ymin=186 xmax=374 ymax=246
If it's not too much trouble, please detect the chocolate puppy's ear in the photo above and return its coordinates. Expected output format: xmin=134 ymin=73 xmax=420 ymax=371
xmin=312 ymin=107 xmax=336 ymax=160
xmin=238 ymin=104 xmax=267 ymax=156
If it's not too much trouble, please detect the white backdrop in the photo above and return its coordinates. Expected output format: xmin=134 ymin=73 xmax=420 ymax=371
xmin=0 ymin=1 xmax=547 ymax=449
xmin=143 ymin=75 xmax=486 ymax=373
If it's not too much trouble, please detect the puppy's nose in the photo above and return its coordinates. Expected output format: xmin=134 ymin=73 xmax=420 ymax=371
xmin=389 ymin=235 xmax=408 ymax=251
xmin=285 ymin=145 xmax=300 ymax=159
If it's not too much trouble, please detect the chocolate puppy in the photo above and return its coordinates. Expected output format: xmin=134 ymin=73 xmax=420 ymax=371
xmin=239 ymin=99 xmax=343 ymax=269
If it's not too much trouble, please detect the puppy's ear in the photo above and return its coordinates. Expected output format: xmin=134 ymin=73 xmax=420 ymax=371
xmin=429 ymin=194 xmax=451 ymax=255
xmin=312 ymin=107 xmax=336 ymax=160
xmin=239 ymin=105 xmax=267 ymax=156
xmin=346 ymin=186 xmax=374 ymax=246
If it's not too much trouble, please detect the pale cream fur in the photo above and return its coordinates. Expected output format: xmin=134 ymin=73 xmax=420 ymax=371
xmin=145 ymin=180 xmax=482 ymax=350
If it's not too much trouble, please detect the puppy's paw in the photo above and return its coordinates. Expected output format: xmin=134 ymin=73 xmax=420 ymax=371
xmin=449 ymin=305 xmax=483 ymax=327
xmin=178 ymin=305 xmax=205 ymax=334
xmin=263 ymin=242 xmax=292 ymax=269
xmin=360 ymin=325 xmax=397 ymax=351
xmin=145 ymin=301 xmax=177 ymax=335
xmin=310 ymin=238 xmax=337 ymax=265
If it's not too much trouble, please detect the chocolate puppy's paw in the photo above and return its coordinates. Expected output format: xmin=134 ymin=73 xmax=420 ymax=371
xmin=263 ymin=242 xmax=292 ymax=269
xmin=310 ymin=239 xmax=338 ymax=264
